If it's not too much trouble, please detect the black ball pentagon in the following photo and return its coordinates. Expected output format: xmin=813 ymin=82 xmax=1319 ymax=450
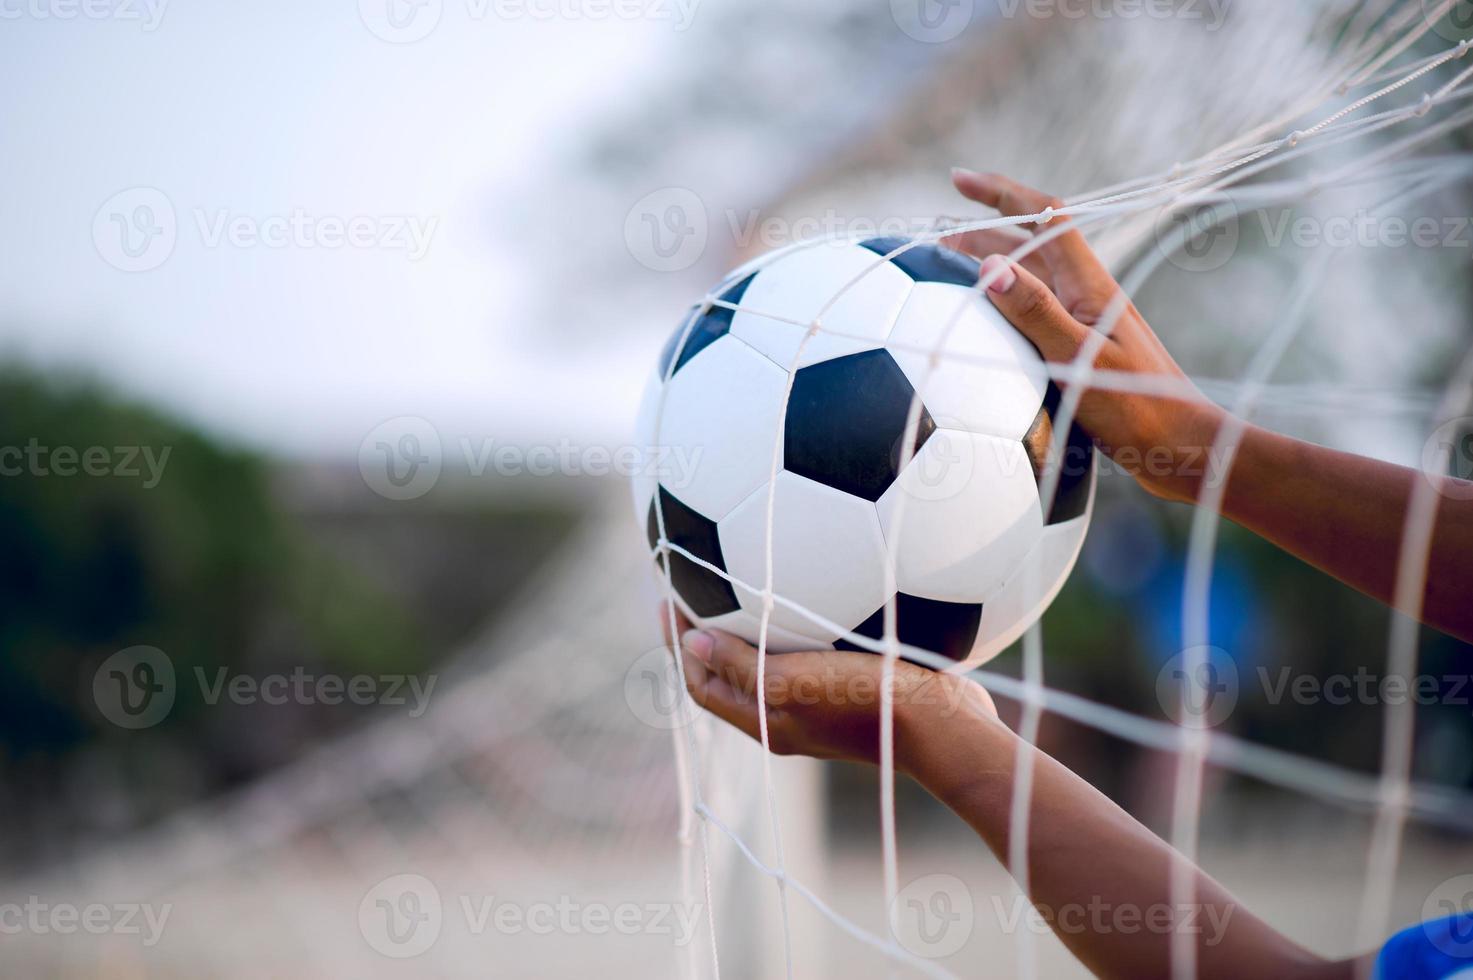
xmin=784 ymin=349 xmax=935 ymax=502
xmin=860 ymin=236 xmax=981 ymax=288
xmin=835 ymin=593 xmax=984 ymax=664
xmin=658 ymin=274 xmax=755 ymax=379
xmin=1022 ymin=383 xmax=1094 ymax=525
xmin=646 ymin=486 xmax=740 ymax=617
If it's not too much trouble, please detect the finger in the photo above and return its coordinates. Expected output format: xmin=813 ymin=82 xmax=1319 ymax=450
xmin=658 ymin=601 xmax=694 ymax=649
xmin=679 ymin=646 xmax=762 ymax=741
xmin=952 ymin=170 xmax=1114 ymax=311
xmin=686 ymin=627 xmax=807 ymax=710
xmin=686 ymin=628 xmax=761 ymax=697
xmin=978 ymin=256 xmax=1095 ymax=365
xmin=940 ymin=227 xmax=1054 ymax=290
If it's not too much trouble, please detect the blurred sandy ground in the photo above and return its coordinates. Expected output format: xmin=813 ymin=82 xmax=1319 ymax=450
xmin=2 ymin=481 xmax=1470 ymax=978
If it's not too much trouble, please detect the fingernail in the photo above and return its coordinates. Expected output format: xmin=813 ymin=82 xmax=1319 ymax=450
xmin=951 ymin=166 xmax=979 ymax=182
xmin=681 ymin=630 xmax=714 ymax=665
xmin=979 ymin=255 xmax=1016 ymax=294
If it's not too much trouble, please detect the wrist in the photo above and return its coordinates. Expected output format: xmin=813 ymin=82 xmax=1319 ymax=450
xmin=1137 ymin=400 xmax=1232 ymax=504
xmin=896 ymin=682 xmax=1011 ymax=794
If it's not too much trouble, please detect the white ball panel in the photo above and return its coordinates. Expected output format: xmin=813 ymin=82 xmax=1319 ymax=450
xmin=717 ymin=238 xmax=813 ymax=287
xmin=700 ymin=609 xmax=833 ymax=654
xmin=656 ymin=334 xmax=788 ymax=521
xmin=730 ymin=243 xmax=913 ymax=369
xmin=718 ymin=471 xmax=889 ymax=643
xmin=960 ymin=496 xmax=1094 ymax=670
xmin=877 ymin=430 xmax=1043 ymax=602
xmin=886 ymin=282 xmax=1048 ymax=441
xmin=658 ymin=591 xmax=830 ymax=655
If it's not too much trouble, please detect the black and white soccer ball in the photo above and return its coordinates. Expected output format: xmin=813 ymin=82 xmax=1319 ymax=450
xmin=633 ymin=236 xmax=1095 ymax=670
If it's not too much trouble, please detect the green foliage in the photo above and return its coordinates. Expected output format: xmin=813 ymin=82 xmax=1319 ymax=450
xmin=0 ymin=365 xmax=418 ymax=768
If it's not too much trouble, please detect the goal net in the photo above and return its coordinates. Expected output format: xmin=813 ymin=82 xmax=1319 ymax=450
xmin=5 ymin=2 xmax=1473 ymax=978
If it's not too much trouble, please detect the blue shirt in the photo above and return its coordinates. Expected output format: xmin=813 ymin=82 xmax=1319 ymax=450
xmin=1376 ymin=913 xmax=1473 ymax=979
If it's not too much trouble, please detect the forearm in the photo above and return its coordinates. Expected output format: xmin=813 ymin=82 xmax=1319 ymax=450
xmin=1215 ymin=421 xmax=1473 ymax=644
xmin=899 ymin=704 xmax=1346 ymax=979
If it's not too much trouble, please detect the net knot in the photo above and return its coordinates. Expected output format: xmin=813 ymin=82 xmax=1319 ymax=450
xmin=1416 ymin=92 xmax=1434 ymax=117
xmin=1379 ymin=783 xmax=1411 ymax=810
xmin=1286 ymin=130 xmax=1303 ymax=148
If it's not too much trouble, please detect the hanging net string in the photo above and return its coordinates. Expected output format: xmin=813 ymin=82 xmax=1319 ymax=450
xmin=885 ymin=67 xmax=1473 ymax=977
xmin=1353 ymin=344 xmax=1473 ymax=964
xmin=650 ymin=536 xmax=1473 ymax=835
xmin=643 ymin=10 xmax=1473 ymax=976
xmin=1169 ymin=247 xmax=1338 ymax=980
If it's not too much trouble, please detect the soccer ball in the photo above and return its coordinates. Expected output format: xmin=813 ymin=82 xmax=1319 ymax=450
xmin=633 ymin=236 xmax=1095 ymax=670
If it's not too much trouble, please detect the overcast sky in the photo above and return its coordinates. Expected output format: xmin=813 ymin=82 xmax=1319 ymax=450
xmin=0 ymin=1 xmax=688 ymax=459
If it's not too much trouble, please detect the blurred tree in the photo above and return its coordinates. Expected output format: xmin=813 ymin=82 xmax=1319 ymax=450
xmin=0 ymin=366 xmax=423 ymax=863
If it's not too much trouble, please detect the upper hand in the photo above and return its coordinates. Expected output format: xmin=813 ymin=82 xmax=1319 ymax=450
xmin=949 ymin=170 xmax=1227 ymax=504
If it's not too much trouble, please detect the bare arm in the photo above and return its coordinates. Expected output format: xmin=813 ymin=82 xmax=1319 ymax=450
xmin=666 ymin=614 xmax=1366 ymax=979
xmin=1213 ymin=423 xmax=1473 ymax=642
xmin=901 ymin=699 xmax=1355 ymax=980
xmin=950 ymin=170 xmax=1473 ymax=644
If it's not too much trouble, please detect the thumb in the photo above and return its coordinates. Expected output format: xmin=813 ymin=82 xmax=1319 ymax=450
xmin=683 ymin=628 xmax=759 ymax=698
xmin=978 ymin=255 xmax=1091 ymax=364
